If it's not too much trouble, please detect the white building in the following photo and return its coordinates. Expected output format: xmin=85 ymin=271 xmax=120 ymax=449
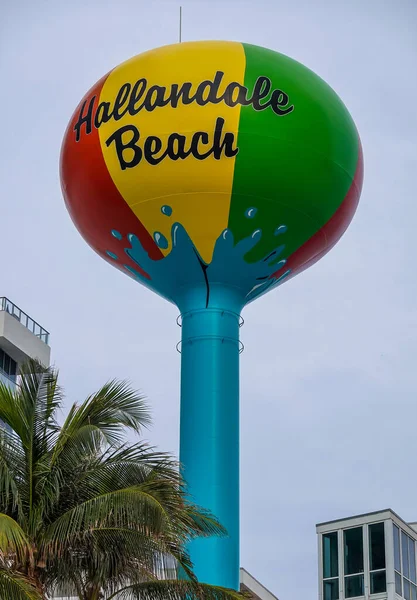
xmin=317 ymin=509 xmax=417 ymax=600
xmin=0 ymin=296 xmax=50 ymax=386
xmin=240 ymin=568 xmax=279 ymax=600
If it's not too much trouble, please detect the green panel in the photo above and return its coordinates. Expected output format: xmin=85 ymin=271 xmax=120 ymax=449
xmin=229 ymin=43 xmax=359 ymax=262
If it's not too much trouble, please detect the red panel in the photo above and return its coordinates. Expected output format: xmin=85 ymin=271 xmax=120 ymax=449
xmin=60 ymin=74 xmax=162 ymax=280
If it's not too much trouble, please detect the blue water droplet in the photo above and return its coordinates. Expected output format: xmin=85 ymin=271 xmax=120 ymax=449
xmin=161 ymin=205 xmax=173 ymax=216
xmin=106 ymin=251 xmax=118 ymax=260
xmin=153 ymin=231 xmax=168 ymax=249
xmin=111 ymin=229 xmax=122 ymax=240
xmin=245 ymin=207 xmax=257 ymax=218
xmin=274 ymin=225 xmax=287 ymax=235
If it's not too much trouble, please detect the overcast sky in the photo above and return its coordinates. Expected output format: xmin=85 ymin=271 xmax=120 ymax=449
xmin=1 ymin=1 xmax=417 ymax=598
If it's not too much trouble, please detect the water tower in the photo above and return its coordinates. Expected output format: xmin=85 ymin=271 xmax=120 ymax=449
xmin=61 ymin=40 xmax=363 ymax=590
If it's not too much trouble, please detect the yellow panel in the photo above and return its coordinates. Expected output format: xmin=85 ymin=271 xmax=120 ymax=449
xmin=98 ymin=41 xmax=245 ymax=263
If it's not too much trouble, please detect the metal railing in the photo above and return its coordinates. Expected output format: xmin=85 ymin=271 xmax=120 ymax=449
xmin=0 ymin=297 xmax=50 ymax=345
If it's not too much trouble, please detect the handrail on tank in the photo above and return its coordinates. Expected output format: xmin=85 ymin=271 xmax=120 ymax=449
xmin=0 ymin=297 xmax=50 ymax=345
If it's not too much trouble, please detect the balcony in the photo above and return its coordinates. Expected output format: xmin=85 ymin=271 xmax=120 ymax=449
xmin=0 ymin=297 xmax=49 ymax=345
xmin=0 ymin=297 xmax=51 ymax=367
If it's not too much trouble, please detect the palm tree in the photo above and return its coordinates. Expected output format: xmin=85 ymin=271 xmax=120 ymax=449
xmin=0 ymin=360 xmax=242 ymax=600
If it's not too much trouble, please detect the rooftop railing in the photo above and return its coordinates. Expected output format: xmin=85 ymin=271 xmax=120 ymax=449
xmin=0 ymin=297 xmax=50 ymax=345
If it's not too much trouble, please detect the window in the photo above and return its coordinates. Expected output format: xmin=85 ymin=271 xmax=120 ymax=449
xmin=369 ymin=523 xmax=385 ymax=571
xmin=344 ymin=528 xmax=364 ymax=598
xmin=394 ymin=523 xmax=417 ymax=598
xmin=395 ymin=526 xmax=402 ymax=572
xmin=4 ymin=352 xmax=10 ymax=374
xmin=369 ymin=522 xmax=386 ymax=594
xmin=403 ymin=532 xmax=411 ymax=579
xmin=323 ymin=532 xmax=339 ymax=600
xmin=397 ymin=572 xmax=403 ymax=596
xmin=324 ymin=578 xmax=339 ymax=600
xmin=324 ymin=532 xmax=339 ymax=579
xmin=405 ymin=580 xmax=411 ymax=600
xmin=345 ymin=575 xmax=364 ymax=598
xmin=410 ymin=538 xmax=417 ymax=583
xmin=345 ymin=527 xmax=364 ymax=575
xmin=0 ymin=349 xmax=17 ymax=382
xmin=370 ymin=571 xmax=386 ymax=594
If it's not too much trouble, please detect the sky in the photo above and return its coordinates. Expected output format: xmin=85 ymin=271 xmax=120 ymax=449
xmin=1 ymin=1 xmax=417 ymax=598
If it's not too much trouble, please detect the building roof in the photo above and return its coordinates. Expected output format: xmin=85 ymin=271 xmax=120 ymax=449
xmin=240 ymin=568 xmax=279 ymax=600
xmin=316 ymin=508 xmax=417 ymax=541
xmin=316 ymin=508 xmax=396 ymax=528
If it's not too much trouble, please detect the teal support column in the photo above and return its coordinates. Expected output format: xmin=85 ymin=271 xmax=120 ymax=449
xmin=179 ymin=301 xmax=241 ymax=590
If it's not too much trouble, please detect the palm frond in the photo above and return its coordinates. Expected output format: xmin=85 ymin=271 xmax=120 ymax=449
xmin=0 ymin=427 xmax=25 ymax=513
xmin=45 ymin=527 xmax=192 ymax=592
xmin=0 ymin=569 xmax=41 ymax=600
xmin=0 ymin=513 xmax=31 ymax=562
xmin=0 ymin=382 xmax=27 ymax=440
xmin=55 ymin=380 xmax=151 ymax=448
xmin=17 ymin=360 xmax=61 ymax=451
xmin=68 ymin=442 xmax=179 ymax=501
xmin=43 ymin=486 xmax=173 ymax=552
xmin=107 ymin=580 xmax=246 ymax=600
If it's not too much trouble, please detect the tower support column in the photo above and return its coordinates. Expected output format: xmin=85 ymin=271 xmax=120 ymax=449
xmin=179 ymin=304 xmax=241 ymax=589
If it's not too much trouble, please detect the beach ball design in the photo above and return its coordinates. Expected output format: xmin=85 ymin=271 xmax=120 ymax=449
xmin=61 ymin=41 xmax=363 ymax=311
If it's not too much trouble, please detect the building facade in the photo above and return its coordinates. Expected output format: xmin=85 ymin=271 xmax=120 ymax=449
xmin=0 ymin=296 xmax=50 ymax=386
xmin=317 ymin=509 xmax=417 ymax=600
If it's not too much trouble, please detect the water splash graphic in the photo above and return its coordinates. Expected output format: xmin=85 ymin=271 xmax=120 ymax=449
xmin=106 ymin=219 xmax=291 ymax=307
xmin=274 ymin=225 xmax=287 ymax=235
xmin=153 ymin=231 xmax=169 ymax=249
xmin=245 ymin=207 xmax=257 ymax=218
xmin=207 ymin=228 xmax=290 ymax=303
xmin=161 ymin=205 xmax=173 ymax=216
xmin=109 ymin=225 xmax=204 ymax=305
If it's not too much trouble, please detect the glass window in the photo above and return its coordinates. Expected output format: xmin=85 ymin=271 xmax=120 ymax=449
xmin=345 ymin=575 xmax=364 ymax=598
xmin=370 ymin=571 xmax=386 ymax=594
xmin=403 ymin=532 xmax=411 ymax=579
xmin=369 ymin=522 xmax=385 ymax=571
xmin=405 ymin=579 xmax=411 ymax=600
xmin=397 ymin=572 xmax=403 ymax=596
xmin=323 ymin=532 xmax=339 ymax=579
xmin=0 ymin=349 xmax=17 ymax=379
xmin=344 ymin=528 xmax=364 ymax=575
xmin=4 ymin=353 xmax=10 ymax=374
xmin=394 ymin=525 xmax=402 ymax=572
xmin=9 ymin=358 xmax=16 ymax=377
xmin=411 ymin=583 xmax=417 ymax=600
xmin=324 ymin=579 xmax=339 ymax=600
xmin=410 ymin=537 xmax=417 ymax=584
